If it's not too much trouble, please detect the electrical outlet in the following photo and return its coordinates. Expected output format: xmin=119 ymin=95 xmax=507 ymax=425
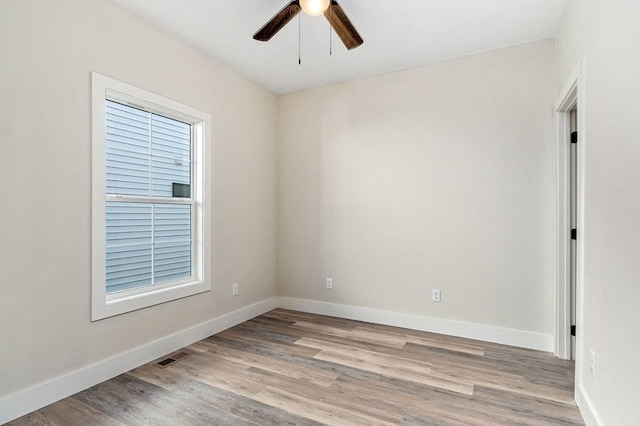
xmin=232 ymin=283 xmax=239 ymax=296
xmin=326 ymin=278 xmax=333 ymax=289
xmin=590 ymin=349 xmax=596 ymax=376
xmin=432 ymin=289 xmax=441 ymax=303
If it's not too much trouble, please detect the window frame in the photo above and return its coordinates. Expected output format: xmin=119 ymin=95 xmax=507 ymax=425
xmin=91 ymin=72 xmax=211 ymax=321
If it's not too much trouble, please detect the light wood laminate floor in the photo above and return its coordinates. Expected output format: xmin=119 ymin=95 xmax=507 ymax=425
xmin=10 ymin=309 xmax=584 ymax=425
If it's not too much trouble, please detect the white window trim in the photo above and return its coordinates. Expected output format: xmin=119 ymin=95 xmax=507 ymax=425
xmin=91 ymin=72 xmax=211 ymax=321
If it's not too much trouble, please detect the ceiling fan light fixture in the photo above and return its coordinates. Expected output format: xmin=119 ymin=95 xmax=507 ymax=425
xmin=299 ymin=0 xmax=330 ymax=16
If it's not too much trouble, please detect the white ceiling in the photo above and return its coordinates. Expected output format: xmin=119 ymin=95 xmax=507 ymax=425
xmin=109 ymin=0 xmax=568 ymax=95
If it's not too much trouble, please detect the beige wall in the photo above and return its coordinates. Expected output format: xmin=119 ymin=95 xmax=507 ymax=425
xmin=557 ymin=0 xmax=640 ymax=423
xmin=278 ymin=40 xmax=556 ymax=334
xmin=0 ymin=0 xmax=277 ymax=397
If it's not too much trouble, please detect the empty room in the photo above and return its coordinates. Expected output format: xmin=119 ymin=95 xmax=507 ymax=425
xmin=1 ymin=0 xmax=638 ymax=424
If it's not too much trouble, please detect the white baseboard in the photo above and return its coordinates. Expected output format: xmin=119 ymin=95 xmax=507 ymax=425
xmin=0 ymin=297 xmax=278 ymax=425
xmin=576 ymin=384 xmax=602 ymax=426
xmin=278 ymin=297 xmax=553 ymax=352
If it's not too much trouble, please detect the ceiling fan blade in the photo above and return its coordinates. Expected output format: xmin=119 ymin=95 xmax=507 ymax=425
xmin=324 ymin=1 xmax=363 ymax=50
xmin=253 ymin=1 xmax=301 ymax=42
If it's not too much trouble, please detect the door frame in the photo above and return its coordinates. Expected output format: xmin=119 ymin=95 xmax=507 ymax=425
xmin=554 ymin=57 xmax=586 ymax=372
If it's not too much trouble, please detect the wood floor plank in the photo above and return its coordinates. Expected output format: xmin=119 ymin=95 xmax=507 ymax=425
xmin=126 ymin=360 xmax=191 ymax=391
xmin=273 ymin=309 xmax=366 ymax=330
xmin=197 ymin=340 xmax=340 ymax=386
xmin=245 ymin=367 xmax=404 ymax=424
xmin=173 ymin=379 xmax=323 ymax=426
xmin=212 ymin=325 xmax=320 ymax=357
xmin=261 ymin=309 xmax=319 ymax=323
xmin=204 ymin=334 xmax=389 ymax=382
xmin=402 ymin=333 xmax=485 ymax=355
xmin=217 ymin=325 xmax=321 ymax=357
xmin=403 ymin=342 xmax=576 ymax=398
xmin=12 ymin=309 xmax=584 ymax=425
xmin=292 ymin=319 xmax=484 ymax=355
xmin=399 ymin=343 xmax=576 ymax=404
xmin=292 ymin=321 xmax=407 ymax=347
xmin=330 ymin=374 xmax=512 ymax=426
xmin=472 ymin=385 xmax=586 ymax=425
xmin=8 ymin=397 xmax=124 ymax=426
xmin=73 ymin=373 xmax=246 ymax=426
xmin=170 ymin=352 xmax=266 ymax=399
xmin=351 ymin=326 xmax=486 ymax=356
xmin=295 ymin=336 xmax=433 ymax=370
xmin=295 ymin=336 xmax=474 ymax=395
xmin=253 ymin=387 xmax=396 ymax=426
xmin=224 ymin=323 xmax=301 ymax=345
xmin=315 ymin=349 xmax=474 ymax=395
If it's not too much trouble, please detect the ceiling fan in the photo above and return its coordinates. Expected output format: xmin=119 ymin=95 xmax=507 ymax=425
xmin=253 ymin=0 xmax=363 ymax=50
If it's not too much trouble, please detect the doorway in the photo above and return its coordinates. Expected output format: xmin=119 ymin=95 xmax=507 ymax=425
xmin=554 ymin=58 xmax=584 ymax=377
xmin=569 ymin=108 xmax=577 ymax=360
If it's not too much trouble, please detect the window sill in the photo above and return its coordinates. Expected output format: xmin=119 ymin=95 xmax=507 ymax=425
xmin=92 ymin=279 xmax=210 ymax=321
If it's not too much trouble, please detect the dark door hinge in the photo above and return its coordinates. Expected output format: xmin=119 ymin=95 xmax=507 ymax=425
xmin=571 ymin=131 xmax=578 ymax=144
xmin=571 ymin=325 xmax=576 ymax=336
xmin=571 ymin=228 xmax=577 ymax=240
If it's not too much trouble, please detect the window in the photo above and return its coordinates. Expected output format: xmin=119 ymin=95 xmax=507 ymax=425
xmin=92 ymin=72 xmax=210 ymax=321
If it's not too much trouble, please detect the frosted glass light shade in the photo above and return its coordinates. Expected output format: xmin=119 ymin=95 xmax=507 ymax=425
xmin=299 ymin=0 xmax=330 ymax=16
